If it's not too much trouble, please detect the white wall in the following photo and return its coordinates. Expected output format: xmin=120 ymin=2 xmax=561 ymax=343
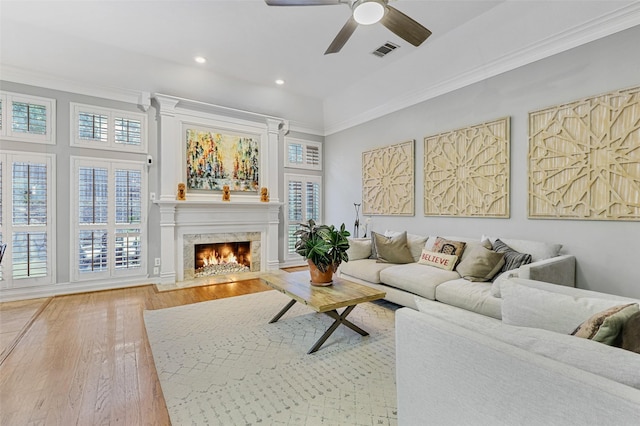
xmin=323 ymin=25 xmax=640 ymax=299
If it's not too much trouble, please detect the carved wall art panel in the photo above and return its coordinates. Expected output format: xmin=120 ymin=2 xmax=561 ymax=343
xmin=362 ymin=140 xmax=414 ymax=216
xmin=423 ymin=117 xmax=510 ymax=217
xmin=529 ymin=86 xmax=640 ymax=220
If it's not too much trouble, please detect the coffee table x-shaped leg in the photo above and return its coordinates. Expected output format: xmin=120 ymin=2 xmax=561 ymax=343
xmin=269 ymin=299 xmax=369 ymax=354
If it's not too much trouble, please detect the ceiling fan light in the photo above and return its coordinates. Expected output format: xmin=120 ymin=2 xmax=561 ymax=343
xmin=353 ymin=0 xmax=385 ymax=25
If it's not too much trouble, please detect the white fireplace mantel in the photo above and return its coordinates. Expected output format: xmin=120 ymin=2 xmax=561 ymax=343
xmin=155 ymin=200 xmax=282 ymax=284
xmin=153 ymin=93 xmax=287 ymax=285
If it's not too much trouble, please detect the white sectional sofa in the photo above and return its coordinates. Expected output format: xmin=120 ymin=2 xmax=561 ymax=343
xmin=338 ymin=232 xmax=576 ymax=318
xmin=396 ymin=279 xmax=640 ymax=425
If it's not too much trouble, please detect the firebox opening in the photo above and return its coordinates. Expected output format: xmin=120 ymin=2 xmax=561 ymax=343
xmin=194 ymin=241 xmax=251 ymax=277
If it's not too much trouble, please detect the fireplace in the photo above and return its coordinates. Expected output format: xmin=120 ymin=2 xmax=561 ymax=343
xmin=194 ymin=241 xmax=251 ymax=277
xmin=182 ymin=231 xmax=262 ymax=281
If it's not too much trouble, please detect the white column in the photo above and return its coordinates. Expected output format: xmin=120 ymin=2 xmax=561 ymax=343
xmin=265 ymin=118 xmax=284 ymax=203
xmin=266 ymin=203 xmax=283 ymax=270
xmin=158 ymin=202 xmax=177 ymax=284
xmin=154 ymin=95 xmax=181 ymax=201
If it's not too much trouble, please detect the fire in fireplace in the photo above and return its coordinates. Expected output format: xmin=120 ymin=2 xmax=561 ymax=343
xmin=194 ymin=242 xmax=251 ymax=277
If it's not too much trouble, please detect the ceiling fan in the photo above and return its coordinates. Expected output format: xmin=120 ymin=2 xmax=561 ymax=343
xmin=264 ymin=0 xmax=432 ymax=55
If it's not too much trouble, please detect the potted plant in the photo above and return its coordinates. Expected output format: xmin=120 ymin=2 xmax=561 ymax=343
xmin=294 ymin=219 xmax=350 ymax=286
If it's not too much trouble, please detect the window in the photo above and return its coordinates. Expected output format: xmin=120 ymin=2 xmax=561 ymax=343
xmin=284 ymin=174 xmax=321 ymax=260
xmin=0 ymin=92 xmax=56 ymax=144
xmin=0 ymin=152 xmax=56 ymax=288
xmin=71 ymin=157 xmax=146 ymax=281
xmin=71 ymin=103 xmax=147 ymax=153
xmin=285 ymin=137 xmax=322 ymax=170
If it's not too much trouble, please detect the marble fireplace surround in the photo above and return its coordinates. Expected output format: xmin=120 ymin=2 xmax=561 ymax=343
xmin=155 ymin=199 xmax=282 ymax=285
xmin=183 ymin=232 xmax=260 ymax=280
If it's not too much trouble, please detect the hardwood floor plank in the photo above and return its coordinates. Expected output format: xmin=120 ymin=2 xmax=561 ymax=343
xmin=0 ymin=278 xmax=278 ymax=424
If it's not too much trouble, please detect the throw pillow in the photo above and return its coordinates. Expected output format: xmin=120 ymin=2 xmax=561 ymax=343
xmin=500 ymin=281 xmax=632 ymax=334
xmin=455 ymin=245 xmax=505 ymax=282
xmin=417 ymin=249 xmax=458 ymax=271
xmin=621 ymin=311 xmax=640 ymax=354
xmin=492 ymin=238 xmax=532 ymax=276
xmin=571 ymin=303 xmax=639 ymax=346
xmin=346 ymin=238 xmax=372 ymax=261
xmin=373 ymin=231 xmax=414 ymax=264
xmin=432 ymin=237 xmax=466 ymax=258
xmin=384 ymin=230 xmax=428 ymax=262
xmin=369 ymin=231 xmax=380 ymax=259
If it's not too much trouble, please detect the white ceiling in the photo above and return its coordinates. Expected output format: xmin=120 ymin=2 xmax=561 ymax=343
xmin=1 ymin=0 xmax=639 ymax=134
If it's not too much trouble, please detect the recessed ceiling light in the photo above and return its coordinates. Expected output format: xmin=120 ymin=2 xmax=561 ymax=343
xmin=194 ymin=56 xmax=207 ymax=64
xmin=275 ymin=79 xmax=285 ymax=85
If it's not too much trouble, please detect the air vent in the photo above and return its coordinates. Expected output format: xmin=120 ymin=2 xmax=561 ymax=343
xmin=371 ymin=42 xmax=399 ymax=58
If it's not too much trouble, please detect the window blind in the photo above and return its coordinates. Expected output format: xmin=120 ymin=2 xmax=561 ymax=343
xmin=78 ymin=230 xmax=108 ymax=273
xmin=12 ymin=232 xmax=47 ymax=279
xmin=78 ymin=112 xmax=108 ymax=142
xmin=12 ymin=162 xmax=47 ymax=226
xmin=11 ymin=101 xmax=47 ymax=135
xmin=114 ymin=117 xmax=142 ymax=146
xmin=78 ymin=167 xmax=109 ymax=224
xmin=115 ymin=169 xmax=141 ymax=224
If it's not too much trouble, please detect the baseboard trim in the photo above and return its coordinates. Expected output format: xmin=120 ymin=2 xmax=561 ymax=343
xmin=0 ymin=277 xmax=158 ymax=302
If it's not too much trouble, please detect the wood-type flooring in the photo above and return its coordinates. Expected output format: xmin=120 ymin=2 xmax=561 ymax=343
xmin=0 ymin=276 xmax=283 ymax=425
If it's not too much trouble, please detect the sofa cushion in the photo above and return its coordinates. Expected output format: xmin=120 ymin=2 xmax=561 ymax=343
xmin=490 ymin=237 xmax=562 ymax=262
xmin=373 ymin=231 xmax=414 ymax=264
xmin=455 ymin=245 xmax=505 ymax=282
xmin=417 ymin=250 xmax=457 ymax=271
xmin=501 ymin=281 xmax=631 ymax=334
xmin=413 ymin=298 xmax=640 ymax=391
xmin=434 ymin=279 xmax=502 ymax=319
xmin=380 ymin=263 xmax=459 ymax=300
xmin=384 ymin=230 xmax=428 ymax=262
xmin=339 ymin=259 xmax=395 ymax=284
xmin=492 ymin=239 xmax=532 ymax=276
xmin=572 ymin=303 xmax=639 ymax=345
xmin=346 ymin=238 xmax=372 ymax=260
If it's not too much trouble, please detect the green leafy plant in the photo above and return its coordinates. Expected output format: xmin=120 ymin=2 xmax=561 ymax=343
xmin=294 ymin=219 xmax=351 ymax=273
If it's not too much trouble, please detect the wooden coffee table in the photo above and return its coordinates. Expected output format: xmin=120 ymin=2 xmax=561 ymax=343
xmin=260 ymin=271 xmax=386 ymax=354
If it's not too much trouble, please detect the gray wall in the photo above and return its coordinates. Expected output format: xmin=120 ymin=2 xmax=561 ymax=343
xmin=323 ymin=25 xmax=640 ymax=298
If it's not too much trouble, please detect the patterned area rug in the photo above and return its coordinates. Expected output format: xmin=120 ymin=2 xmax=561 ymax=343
xmin=144 ymin=290 xmax=399 ymax=425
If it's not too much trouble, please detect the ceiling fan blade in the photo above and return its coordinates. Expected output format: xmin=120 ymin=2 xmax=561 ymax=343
xmin=265 ymin=0 xmax=341 ymax=5
xmin=324 ymin=16 xmax=358 ymax=55
xmin=380 ymin=5 xmax=432 ymax=47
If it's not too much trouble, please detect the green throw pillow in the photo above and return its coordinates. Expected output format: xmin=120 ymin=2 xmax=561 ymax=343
xmin=455 ymin=245 xmax=505 ymax=282
xmin=373 ymin=231 xmax=414 ymax=264
xmin=572 ymin=303 xmax=640 ymax=346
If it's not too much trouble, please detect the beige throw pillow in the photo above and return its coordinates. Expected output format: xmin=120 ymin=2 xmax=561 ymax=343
xmin=417 ymin=249 xmax=458 ymax=271
xmin=346 ymin=238 xmax=372 ymax=260
xmin=571 ymin=303 xmax=639 ymax=346
xmin=455 ymin=245 xmax=506 ymax=282
xmin=373 ymin=231 xmax=414 ymax=264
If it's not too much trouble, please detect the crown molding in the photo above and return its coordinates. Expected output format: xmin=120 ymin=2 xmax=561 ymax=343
xmin=323 ymin=2 xmax=640 ymax=136
xmin=0 ymin=65 xmax=151 ymax=110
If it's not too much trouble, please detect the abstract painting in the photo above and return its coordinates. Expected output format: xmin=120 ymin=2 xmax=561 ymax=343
xmin=529 ymin=86 xmax=640 ymax=220
xmin=423 ymin=117 xmax=510 ymax=217
xmin=362 ymin=140 xmax=414 ymax=216
xmin=186 ymin=129 xmax=259 ymax=192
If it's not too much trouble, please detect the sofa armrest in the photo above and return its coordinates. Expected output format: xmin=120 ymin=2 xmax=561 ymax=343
xmin=396 ymin=307 xmax=640 ymax=425
xmin=514 ymin=254 xmax=575 ymax=287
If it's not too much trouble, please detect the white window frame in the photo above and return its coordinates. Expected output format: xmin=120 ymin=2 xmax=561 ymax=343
xmin=70 ymin=103 xmax=148 ymax=153
xmin=0 ymin=151 xmax=56 ymax=289
xmin=70 ymin=156 xmax=147 ymax=282
xmin=284 ymin=137 xmax=322 ymax=171
xmin=284 ymin=173 xmax=322 ymax=262
xmin=0 ymin=91 xmax=56 ymax=145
